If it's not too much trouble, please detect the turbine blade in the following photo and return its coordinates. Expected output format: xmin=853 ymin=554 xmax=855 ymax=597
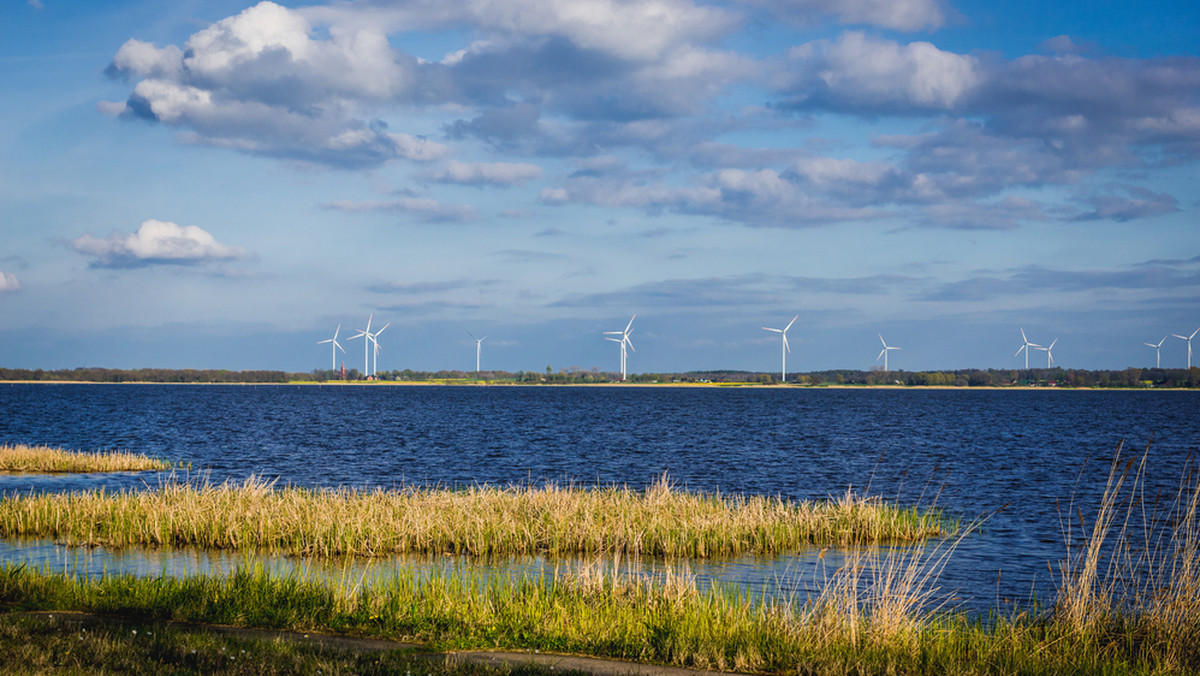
xmin=333 ymin=324 xmax=340 ymax=339
xmin=784 ymin=315 xmax=798 ymax=332
xmin=317 ymin=338 xmax=332 ymax=345
xmin=1049 ymin=338 xmax=1057 ymax=349
xmin=480 ymin=335 xmax=487 ymax=342
xmin=782 ymin=334 xmax=791 ymax=353
xmin=1020 ymin=327 xmax=1028 ymax=342
xmin=877 ymin=348 xmax=887 ymax=361
xmin=879 ymin=333 xmax=887 ymax=347
xmin=763 ymin=327 xmax=781 ymax=333
xmin=625 ymin=314 xmax=636 ymax=333
xmin=1015 ymin=345 xmax=1025 ymax=356
xmin=1192 ymin=327 xmax=1200 ymax=339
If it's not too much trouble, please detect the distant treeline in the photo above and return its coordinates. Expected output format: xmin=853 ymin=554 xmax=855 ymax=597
xmin=2 ymin=366 xmax=1198 ymax=388
xmin=0 ymin=368 xmax=304 ymax=383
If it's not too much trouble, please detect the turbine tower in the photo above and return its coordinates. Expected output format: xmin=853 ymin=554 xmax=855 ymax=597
xmin=1145 ymin=336 xmax=1167 ymax=368
xmin=349 ymin=314 xmax=373 ymax=377
xmin=762 ymin=315 xmax=798 ymax=382
xmin=876 ymin=334 xmax=900 ymax=372
xmin=602 ymin=314 xmax=636 ymax=381
xmin=469 ymin=333 xmax=487 ymax=373
xmin=1015 ymin=328 xmax=1041 ymax=370
xmin=1035 ymin=338 xmax=1058 ymax=368
xmin=1174 ymin=327 xmax=1200 ymax=369
xmin=316 ymin=324 xmax=345 ymax=372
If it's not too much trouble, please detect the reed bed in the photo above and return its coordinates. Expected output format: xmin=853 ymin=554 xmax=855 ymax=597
xmin=0 ymin=475 xmax=948 ymax=558
xmin=0 ymin=444 xmax=169 ymax=474
xmin=0 ymin=531 xmax=1195 ymax=675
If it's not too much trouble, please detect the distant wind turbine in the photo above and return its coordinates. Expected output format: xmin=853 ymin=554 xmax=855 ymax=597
xmin=762 ymin=315 xmax=798 ymax=382
xmin=349 ymin=314 xmax=373 ymax=377
xmin=1144 ymin=336 xmax=1167 ymax=368
xmin=1174 ymin=327 xmax=1200 ymax=369
xmin=469 ymin=333 xmax=487 ymax=373
xmin=602 ymin=314 xmax=636 ymax=380
xmin=876 ymin=334 xmax=900 ymax=372
xmin=1015 ymin=328 xmax=1041 ymax=370
xmin=316 ymin=324 xmax=345 ymax=372
xmin=370 ymin=322 xmax=390 ymax=376
xmin=1035 ymin=338 xmax=1058 ymax=368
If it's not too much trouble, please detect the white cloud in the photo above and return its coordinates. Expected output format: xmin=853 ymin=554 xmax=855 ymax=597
xmin=425 ymin=160 xmax=543 ymax=186
xmin=70 ymin=220 xmax=246 ymax=268
xmin=0 ymin=270 xmax=20 ymax=294
xmin=783 ymin=32 xmax=982 ymax=111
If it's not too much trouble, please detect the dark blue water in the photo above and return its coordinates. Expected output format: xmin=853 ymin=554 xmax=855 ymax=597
xmin=1 ymin=383 xmax=1197 ymax=612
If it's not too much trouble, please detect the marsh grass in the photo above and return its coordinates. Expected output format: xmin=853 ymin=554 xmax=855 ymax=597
xmin=0 ymin=474 xmax=949 ymax=558
xmin=0 ymin=444 xmax=169 ymax=474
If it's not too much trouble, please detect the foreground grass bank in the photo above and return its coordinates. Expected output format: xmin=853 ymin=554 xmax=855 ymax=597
xmin=0 ymin=544 xmax=1194 ymax=676
xmin=0 ymin=444 xmax=169 ymax=474
xmin=0 ymin=476 xmax=948 ymax=557
xmin=0 ymin=613 xmax=569 ymax=676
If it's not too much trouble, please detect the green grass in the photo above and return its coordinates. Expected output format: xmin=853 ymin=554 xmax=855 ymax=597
xmin=0 ymin=613 xmax=575 ymax=676
xmin=0 ymin=544 xmax=1193 ymax=675
xmin=0 ymin=444 xmax=170 ymax=474
xmin=0 ymin=475 xmax=950 ymax=557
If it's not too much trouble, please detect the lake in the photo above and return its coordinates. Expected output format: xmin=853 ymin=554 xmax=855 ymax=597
xmin=1 ymin=383 xmax=1197 ymax=613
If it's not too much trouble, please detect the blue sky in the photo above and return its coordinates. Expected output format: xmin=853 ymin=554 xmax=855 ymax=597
xmin=1 ymin=0 xmax=1197 ymax=375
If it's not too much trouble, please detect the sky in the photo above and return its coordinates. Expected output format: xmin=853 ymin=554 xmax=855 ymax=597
xmin=0 ymin=0 xmax=1197 ymax=375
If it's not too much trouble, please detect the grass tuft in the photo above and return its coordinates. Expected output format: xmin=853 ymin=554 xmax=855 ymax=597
xmin=0 ymin=474 xmax=950 ymax=557
xmin=0 ymin=445 xmax=169 ymax=474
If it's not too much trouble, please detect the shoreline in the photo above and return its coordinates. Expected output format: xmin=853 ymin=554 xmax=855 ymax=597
xmin=0 ymin=379 xmax=1192 ymax=391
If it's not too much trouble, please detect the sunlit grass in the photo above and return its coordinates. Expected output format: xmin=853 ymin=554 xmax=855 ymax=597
xmin=0 ymin=445 xmax=169 ymax=474
xmin=0 ymin=474 xmax=949 ymax=557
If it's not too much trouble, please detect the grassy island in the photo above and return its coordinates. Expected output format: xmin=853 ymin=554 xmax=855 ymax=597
xmin=0 ymin=476 xmax=948 ymax=557
xmin=0 ymin=445 xmax=169 ymax=474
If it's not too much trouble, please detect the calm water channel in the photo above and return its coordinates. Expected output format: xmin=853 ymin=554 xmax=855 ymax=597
xmin=1 ymin=383 xmax=1197 ymax=613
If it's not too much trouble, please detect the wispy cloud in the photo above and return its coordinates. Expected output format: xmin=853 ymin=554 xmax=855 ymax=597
xmin=322 ymin=198 xmax=477 ymax=223
xmin=0 ymin=270 xmax=20 ymax=294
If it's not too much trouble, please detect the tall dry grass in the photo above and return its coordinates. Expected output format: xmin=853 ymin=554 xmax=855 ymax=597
xmin=0 ymin=474 xmax=949 ymax=558
xmin=1054 ymin=442 xmax=1200 ymax=670
xmin=0 ymin=444 xmax=168 ymax=474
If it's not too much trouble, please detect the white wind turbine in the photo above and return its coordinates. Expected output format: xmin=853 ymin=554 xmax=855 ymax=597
xmin=1015 ymin=328 xmax=1041 ymax=369
xmin=762 ymin=315 xmax=798 ymax=382
xmin=316 ymin=324 xmax=345 ymax=372
xmin=370 ymin=322 xmax=390 ymax=377
xmin=1145 ymin=336 xmax=1167 ymax=368
xmin=602 ymin=314 xmax=636 ymax=380
xmin=469 ymin=333 xmax=487 ymax=373
xmin=1174 ymin=327 xmax=1200 ymax=369
xmin=1035 ymin=338 xmax=1058 ymax=368
xmin=876 ymin=334 xmax=900 ymax=372
xmin=349 ymin=314 xmax=373 ymax=377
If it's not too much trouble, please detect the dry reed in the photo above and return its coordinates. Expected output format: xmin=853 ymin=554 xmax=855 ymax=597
xmin=0 ymin=474 xmax=949 ymax=558
xmin=0 ymin=445 xmax=169 ymax=474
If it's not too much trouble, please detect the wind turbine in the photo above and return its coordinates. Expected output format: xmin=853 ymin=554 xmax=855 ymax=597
xmin=762 ymin=315 xmax=798 ymax=382
xmin=876 ymin=334 xmax=900 ymax=372
xmin=469 ymin=333 xmax=487 ymax=372
xmin=1144 ymin=336 xmax=1167 ymax=368
xmin=316 ymin=324 xmax=345 ymax=372
xmin=370 ymin=322 xmax=390 ymax=377
xmin=349 ymin=314 xmax=373 ymax=377
xmin=1174 ymin=327 xmax=1200 ymax=369
xmin=602 ymin=314 xmax=636 ymax=381
xmin=1035 ymin=338 xmax=1058 ymax=368
xmin=1015 ymin=328 xmax=1041 ymax=369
